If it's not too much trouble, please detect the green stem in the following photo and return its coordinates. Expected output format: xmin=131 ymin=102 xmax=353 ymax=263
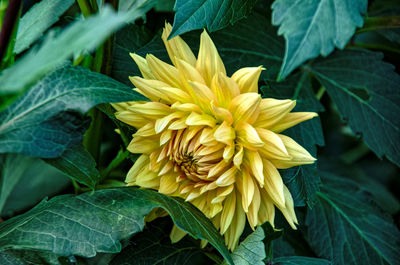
xmin=350 ymin=42 xmax=400 ymax=54
xmin=0 ymin=0 xmax=9 ymax=30
xmin=76 ymin=0 xmax=92 ymax=17
xmin=83 ymin=108 xmax=103 ymax=163
xmin=101 ymin=149 xmax=129 ymax=179
xmin=316 ymin=86 xmax=326 ymax=100
xmin=340 ymin=143 xmax=370 ymax=164
xmin=292 ymin=71 xmax=308 ymax=100
xmin=357 ymin=16 xmax=400 ymax=34
xmin=71 ymin=179 xmax=81 ymax=194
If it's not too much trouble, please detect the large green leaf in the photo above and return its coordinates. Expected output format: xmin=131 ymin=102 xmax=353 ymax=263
xmin=14 ymin=0 xmax=74 ymax=53
xmin=115 ymin=13 xmax=284 ymax=84
xmin=308 ymin=49 xmax=400 ymax=167
xmin=271 ymin=0 xmax=367 ymax=79
xmin=0 ymin=250 xmax=59 ymax=265
xmin=0 ymin=154 xmax=35 ymax=213
xmin=0 ymin=3 xmax=153 ymax=97
xmin=0 ymin=155 xmax=70 ymax=218
xmin=306 ymin=173 xmax=400 ymax=265
xmin=45 ymin=144 xmax=101 ymax=189
xmin=262 ymin=73 xmax=324 ymax=207
xmin=110 ymin=218 xmax=212 ymax=265
xmin=222 ymin=226 xmax=266 ymax=265
xmin=274 ymin=256 xmax=331 ymax=265
xmin=169 ymin=0 xmax=258 ymax=38
xmin=0 ymin=65 xmax=144 ymax=158
xmin=0 ymin=188 xmax=233 ymax=264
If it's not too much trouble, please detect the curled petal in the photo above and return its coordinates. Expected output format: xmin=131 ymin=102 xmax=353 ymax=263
xmin=229 ymin=93 xmax=261 ymax=125
xmin=162 ymin=22 xmax=196 ymax=67
xmin=245 ymin=150 xmax=264 ymax=187
xmin=170 ymin=224 xmax=188 ymax=243
xmin=159 ymin=172 xmax=180 ymax=194
xmin=126 ymin=155 xmax=149 ymax=183
xmin=262 ymin=159 xmax=285 ymax=208
xmin=236 ymin=122 xmax=264 ymax=150
xmin=130 ymin=53 xmax=155 ymax=79
xmin=220 ymin=190 xmax=236 ymax=234
xmin=231 ymin=66 xmax=263 ymax=93
xmin=240 ymin=168 xmax=255 ymax=212
xmin=216 ymin=167 xmax=237 ymax=187
xmin=196 ymin=30 xmax=226 ymax=85
xmin=146 ymin=54 xmax=181 ymax=87
xmin=186 ymin=112 xmax=216 ymax=127
xmin=270 ymin=112 xmax=318 ymax=133
xmin=271 ymin=135 xmax=316 ymax=169
xmin=256 ymin=128 xmax=291 ymax=160
xmin=214 ymin=121 xmax=235 ymax=145
xmin=276 ymin=185 xmax=298 ymax=229
xmin=254 ymin=98 xmax=296 ymax=128
xmin=210 ymin=73 xmax=240 ymax=107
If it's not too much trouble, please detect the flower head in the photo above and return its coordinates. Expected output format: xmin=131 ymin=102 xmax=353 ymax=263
xmin=114 ymin=23 xmax=317 ymax=250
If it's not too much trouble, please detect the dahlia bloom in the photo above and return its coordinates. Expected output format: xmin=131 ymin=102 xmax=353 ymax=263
xmin=114 ymin=23 xmax=317 ymax=250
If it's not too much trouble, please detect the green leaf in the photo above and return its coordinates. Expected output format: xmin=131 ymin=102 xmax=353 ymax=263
xmin=169 ymin=0 xmax=258 ymax=38
xmin=119 ymin=13 xmax=284 ymax=82
xmin=118 ymin=0 xmax=157 ymax=12
xmin=45 ymin=144 xmax=101 ymax=189
xmin=0 ymin=188 xmax=233 ymax=264
xmin=110 ymin=218 xmax=212 ymax=265
xmin=0 ymin=4 xmax=152 ymax=98
xmin=112 ymin=24 xmax=154 ymax=86
xmin=222 ymin=226 xmax=266 ymax=265
xmin=0 ymin=250 xmax=60 ymax=265
xmin=14 ymin=0 xmax=74 ymax=54
xmin=262 ymin=73 xmax=324 ymax=207
xmin=0 ymin=155 xmax=70 ymax=218
xmin=274 ymin=256 xmax=331 ymax=265
xmin=0 ymin=65 xmax=144 ymax=158
xmin=272 ymin=0 xmax=367 ymax=79
xmin=306 ymin=173 xmax=400 ymax=265
xmin=0 ymin=154 xmax=35 ymax=213
xmin=308 ymin=49 xmax=400 ymax=167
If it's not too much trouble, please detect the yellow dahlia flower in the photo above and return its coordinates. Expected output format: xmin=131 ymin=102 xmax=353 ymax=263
xmin=114 ymin=23 xmax=317 ymax=250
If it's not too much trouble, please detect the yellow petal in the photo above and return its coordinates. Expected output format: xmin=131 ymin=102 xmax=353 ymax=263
xmin=245 ymin=150 xmax=264 ymax=187
xmin=211 ymin=185 xmax=234 ymax=204
xmin=223 ymin=143 xmax=235 ymax=160
xmin=216 ymin=167 xmax=237 ymax=187
xmin=186 ymin=112 xmax=216 ymax=127
xmin=188 ymin=81 xmax=217 ymax=113
xmin=210 ymin=101 xmax=234 ymax=125
xmin=129 ymin=53 xmax=155 ymax=79
xmin=254 ymin=98 xmax=296 ymax=128
xmin=136 ymin=168 xmax=159 ymax=188
xmin=162 ymin=22 xmax=197 ymax=67
xmin=258 ymin=189 xmax=275 ymax=226
xmin=262 ymin=159 xmax=285 ymax=208
xmin=247 ymin=185 xmax=261 ymax=228
xmin=241 ymin=168 xmax=255 ymax=212
xmin=171 ymin=102 xmax=202 ymax=113
xmin=224 ymin=191 xmax=246 ymax=250
xmin=196 ymin=30 xmax=226 ymax=85
xmin=155 ymin=112 xmax=185 ymax=133
xmin=220 ymin=190 xmax=236 ymax=234
xmin=233 ymin=144 xmax=244 ymax=169
xmin=115 ymin=110 xmax=148 ymax=128
xmin=271 ymin=135 xmax=316 ymax=169
xmin=125 ymin=155 xmax=149 ymax=183
xmin=208 ymin=159 xmax=230 ymax=179
xmin=256 ymin=128 xmax=291 ymax=160
xmin=134 ymin=123 xmax=156 ymax=138
xmin=214 ymin=121 xmax=235 ymax=145
xmin=146 ymin=54 xmax=181 ymax=87
xmin=270 ymin=112 xmax=318 ymax=133
xmin=159 ymin=172 xmax=179 ymax=194
xmin=175 ymin=58 xmax=205 ymax=84
xmin=236 ymin=122 xmax=264 ymax=150
xmin=210 ymin=73 xmax=240 ymax=108
xmin=229 ymin=93 xmax=261 ymax=125
xmin=128 ymin=102 xmax=172 ymax=118
xmin=129 ymin=76 xmax=171 ymax=103
xmin=170 ymin=224 xmax=188 ymax=243
xmin=231 ymin=66 xmax=263 ymax=93
xmin=157 ymin=87 xmax=193 ymax=103
xmin=276 ymin=185 xmax=298 ymax=229
xmin=128 ymin=137 xmax=159 ymax=154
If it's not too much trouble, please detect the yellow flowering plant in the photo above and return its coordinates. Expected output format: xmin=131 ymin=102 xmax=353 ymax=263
xmin=0 ymin=1 xmax=399 ymax=264
xmin=113 ymin=23 xmax=317 ymax=250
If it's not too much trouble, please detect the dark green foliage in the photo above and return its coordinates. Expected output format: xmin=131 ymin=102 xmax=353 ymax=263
xmin=0 ymin=0 xmax=399 ymax=264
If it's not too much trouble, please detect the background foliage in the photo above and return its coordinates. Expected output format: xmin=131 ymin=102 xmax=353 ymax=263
xmin=0 ymin=0 xmax=399 ymax=264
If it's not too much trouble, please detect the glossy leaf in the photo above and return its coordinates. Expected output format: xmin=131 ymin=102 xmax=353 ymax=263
xmin=14 ymin=0 xmax=74 ymax=53
xmin=309 ymin=49 xmax=400 ymax=167
xmin=45 ymin=144 xmax=101 ymax=189
xmin=169 ymin=0 xmax=258 ymax=38
xmin=0 ymin=188 xmax=233 ymax=264
xmin=306 ymin=173 xmax=400 ymax=265
xmin=0 ymin=65 xmax=143 ymax=158
xmin=274 ymin=256 xmax=331 ymax=265
xmin=272 ymin=0 xmax=367 ymax=79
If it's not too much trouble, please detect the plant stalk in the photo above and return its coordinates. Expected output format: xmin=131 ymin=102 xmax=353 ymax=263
xmin=357 ymin=16 xmax=400 ymax=34
xmin=0 ymin=0 xmax=20 ymax=65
